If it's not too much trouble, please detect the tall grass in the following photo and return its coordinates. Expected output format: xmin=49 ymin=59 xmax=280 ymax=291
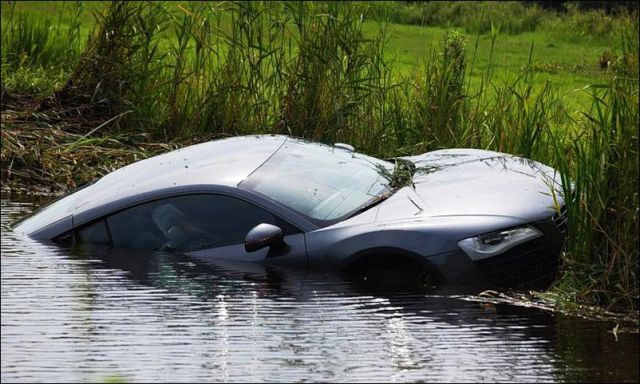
xmin=2 ymin=1 xmax=84 ymax=69
xmin=1 ymin=1 xmax=85 ymax=97
xmin=57 ymin=1 xmax=167 ymax=121
xmin=1 ymin=1 xmax=638 ymax=312
xmin=551 ymin=22 xmax=639 ymax=310
xmin=407 ymin=30 xmax=468 ymax=151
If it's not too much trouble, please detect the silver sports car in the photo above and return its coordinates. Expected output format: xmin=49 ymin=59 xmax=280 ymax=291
xmin=14 ymin=135 xmax=568 ymax=289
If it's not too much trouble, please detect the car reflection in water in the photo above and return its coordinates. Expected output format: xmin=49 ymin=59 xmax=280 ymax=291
xmin=76 ymin=243 xmax=561 ymax=356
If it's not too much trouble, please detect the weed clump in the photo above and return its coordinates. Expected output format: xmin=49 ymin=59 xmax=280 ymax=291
xmin=55 ymin=1 xmax=165 ymax=127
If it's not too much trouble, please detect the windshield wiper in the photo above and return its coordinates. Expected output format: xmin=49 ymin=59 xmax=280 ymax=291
xmin=347 ymin=191 xmax=394 ymax=219
xmin=348 ymin=159 xmax=416 ymax=219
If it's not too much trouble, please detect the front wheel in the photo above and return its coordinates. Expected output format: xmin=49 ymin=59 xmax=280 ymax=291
xmin=345 ymin=254 xmax=438 ymax=291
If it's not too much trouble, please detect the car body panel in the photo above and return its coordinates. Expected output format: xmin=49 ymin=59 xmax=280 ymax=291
xmin=305 ymin=214 xmax=528 ymax=270
xmin=369 ymin=187 xmax=429 ymax=223
xmin=185 ymin=232 xmax=308 ymax=268
xmin=401 ymin=148 xmax=564 ymax=222
xmin=28 ymin=214 xmax=74 ymax=241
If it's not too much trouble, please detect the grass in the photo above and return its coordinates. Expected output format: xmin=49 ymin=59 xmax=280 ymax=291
xmin=0 ymin=1 xmax=624 ymax=110
xmin=1 ymin=1 xmax=638 ymax=315
xmin=370 ymin=22 xmax=619 ymax=109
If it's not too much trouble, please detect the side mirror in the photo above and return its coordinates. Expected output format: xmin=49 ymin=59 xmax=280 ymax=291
xmin=244 ymin=223 xmax=284 ymax=252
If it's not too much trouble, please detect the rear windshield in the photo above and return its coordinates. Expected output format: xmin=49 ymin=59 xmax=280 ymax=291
xmin=239 ymin=138 xmax=392 ymax=224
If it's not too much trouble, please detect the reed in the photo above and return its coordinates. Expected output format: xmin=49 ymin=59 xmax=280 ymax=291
xmin=1 ymin=1 xmax=85 ymax=99
xmin=1 ymin=1 xmax=84 ymax=70
xmin=54 ymin=1 xmax=167 ymax=124
xmin=550 ymin=22 xmax=639 ymax=311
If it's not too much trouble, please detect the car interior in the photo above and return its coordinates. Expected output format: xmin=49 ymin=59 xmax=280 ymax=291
xmin=151 ymin=203 xmax=221 ymax=251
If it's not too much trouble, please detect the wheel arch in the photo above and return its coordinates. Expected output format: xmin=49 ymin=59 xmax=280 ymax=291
xmin=341 ymin=246 xmax=441 ymax=281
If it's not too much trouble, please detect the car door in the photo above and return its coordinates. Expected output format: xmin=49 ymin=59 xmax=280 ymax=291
xmin=76 ymin=193 xmax=307 ymax=266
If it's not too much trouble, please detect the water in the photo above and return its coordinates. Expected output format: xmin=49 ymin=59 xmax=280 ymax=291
xmin=2 ymin=195 xmax=638 ymax=383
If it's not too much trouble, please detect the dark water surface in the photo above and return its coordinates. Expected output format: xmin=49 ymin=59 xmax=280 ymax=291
xmin=2 ymin=195 xmax=638 ymax=383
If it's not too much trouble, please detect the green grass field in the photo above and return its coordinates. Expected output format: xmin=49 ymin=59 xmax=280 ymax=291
xmin=0 ymin=1 xmax=624 ymax=110
xmin=369 ymin=21 xmax=620 ymax=109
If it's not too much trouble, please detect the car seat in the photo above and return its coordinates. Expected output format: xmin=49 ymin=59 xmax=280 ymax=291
xmin=152 ymin=203 xmax=220 ymax=251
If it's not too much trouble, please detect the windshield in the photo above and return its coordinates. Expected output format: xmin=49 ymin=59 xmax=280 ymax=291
xmin=239 ymin=138 xmax=393 ymax=224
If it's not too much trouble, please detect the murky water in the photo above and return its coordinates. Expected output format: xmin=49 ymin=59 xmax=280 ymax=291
xmin=2 ymin=195 xmax=638 ymax=383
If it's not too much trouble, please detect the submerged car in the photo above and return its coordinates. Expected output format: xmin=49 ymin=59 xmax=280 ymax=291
xmin=14 ymin=135 xmax=568 ymax=289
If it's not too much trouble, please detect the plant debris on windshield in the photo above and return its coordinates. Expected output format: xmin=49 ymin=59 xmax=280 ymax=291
xmin=377 ymin=158 xmax=416 ymax=190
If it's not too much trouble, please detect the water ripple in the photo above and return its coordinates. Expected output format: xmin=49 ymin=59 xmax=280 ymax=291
xmin=1 ymin=196 xmax=638 ymax=383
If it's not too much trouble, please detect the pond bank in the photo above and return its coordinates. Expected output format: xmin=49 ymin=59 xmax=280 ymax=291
xmin=1 ymin=105 xmax=188 ymax=193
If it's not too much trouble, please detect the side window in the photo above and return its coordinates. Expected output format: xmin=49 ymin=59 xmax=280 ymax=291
xmin=106 ymin=202 xmax=166 ymax=250
xmin=53 ymin=231 xmax=75 ymax=247
xmin=77 ymin=219 xmax=110 ymax=245
xmin=76 ymin=194 xmax=299 ymax=252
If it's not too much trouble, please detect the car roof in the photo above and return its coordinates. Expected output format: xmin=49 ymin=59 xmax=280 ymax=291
xmin=15 ymin=135 xmax=288 ymax=236
xmin=94 ymin=134 xmax=287 ymax=190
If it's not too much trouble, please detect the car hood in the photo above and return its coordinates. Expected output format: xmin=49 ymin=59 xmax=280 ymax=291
xmin=363 ymin=149 xmax=564 ymax=224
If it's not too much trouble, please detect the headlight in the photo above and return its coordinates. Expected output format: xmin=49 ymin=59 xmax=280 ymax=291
xmin=458 ymin=226 xmax=543 ymax=261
